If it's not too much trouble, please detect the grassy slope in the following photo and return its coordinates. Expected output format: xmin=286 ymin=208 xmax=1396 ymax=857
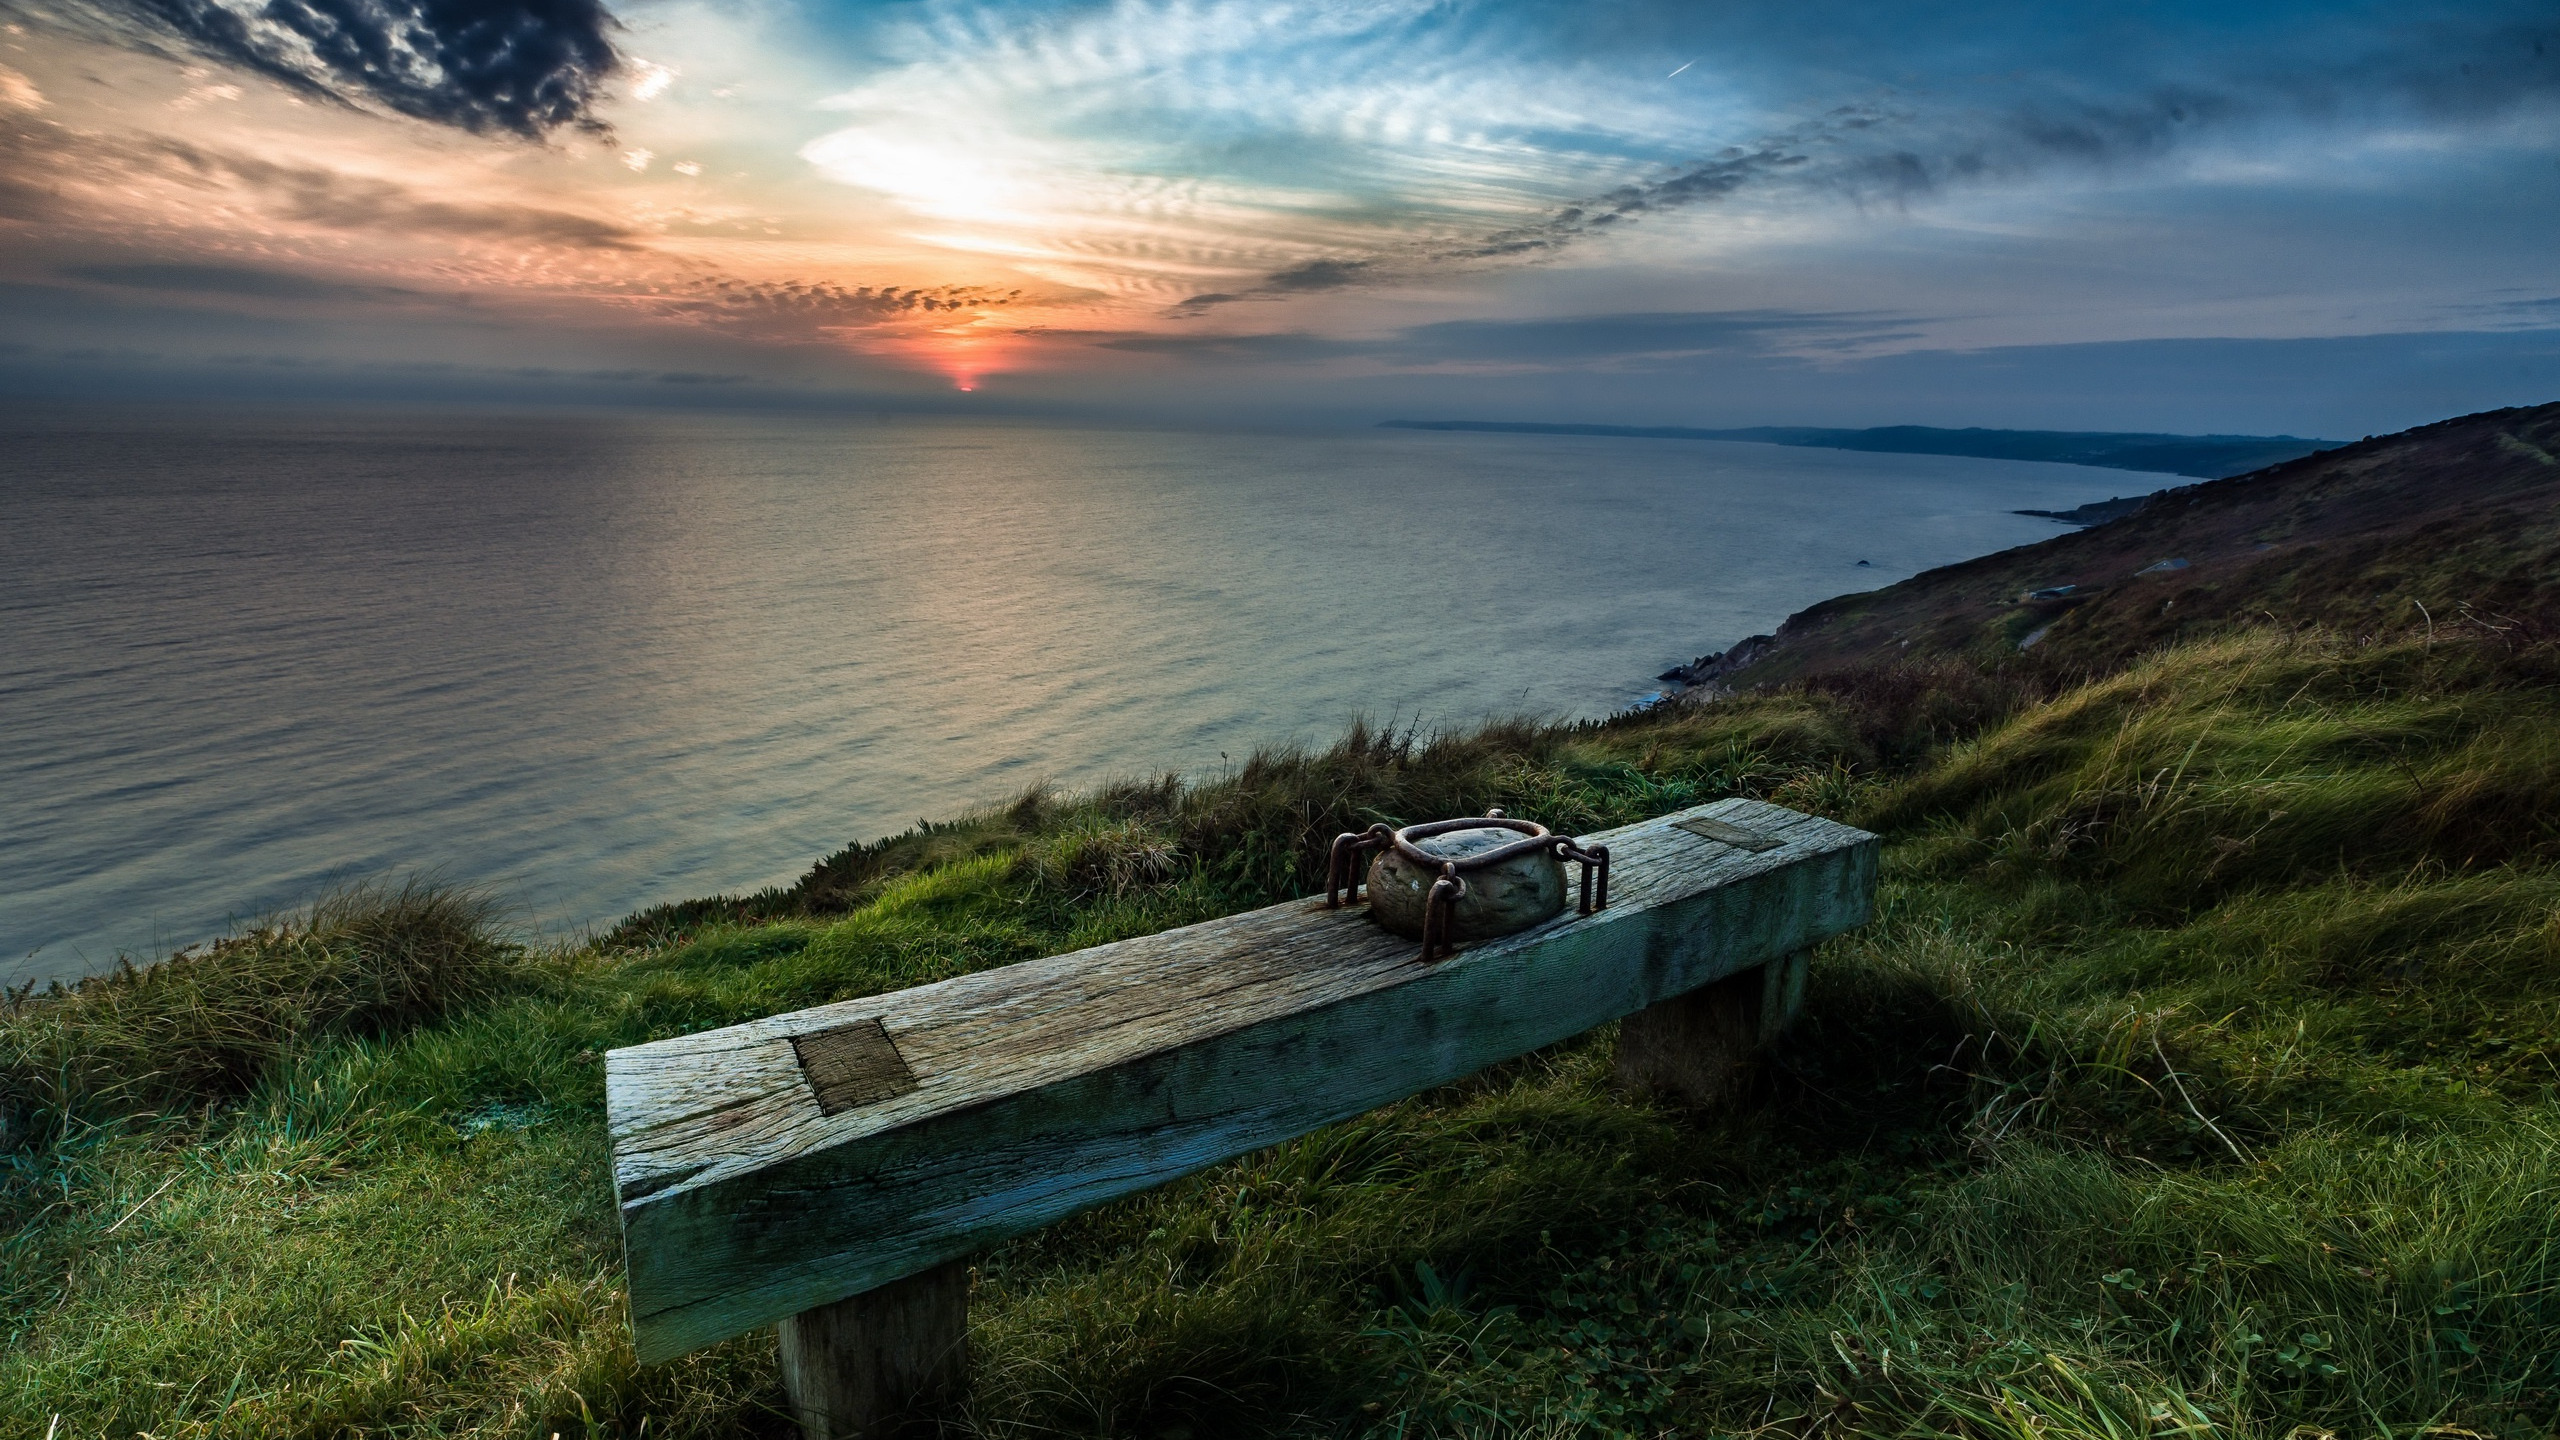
xmin=1711 ymin=401 xmax=2560 ymax=686
xmin=6 ymin=624 xmax=2558 ymax=1439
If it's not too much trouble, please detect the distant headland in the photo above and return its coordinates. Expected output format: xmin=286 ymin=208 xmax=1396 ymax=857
xmin=1379 ymin=420 xmax=2344 ymax=479
xmin=1649 ymin=399 xmax=2560 ymax=692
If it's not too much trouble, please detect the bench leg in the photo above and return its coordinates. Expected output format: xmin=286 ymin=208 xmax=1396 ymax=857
xmin=1615 ymin=949 xmax=1810 ymax=1108
xmin=775 ymin=1259 xmax=970 ymax=1439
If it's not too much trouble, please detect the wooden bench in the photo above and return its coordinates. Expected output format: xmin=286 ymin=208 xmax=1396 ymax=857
xmin=607 ymin=797 xmax=1877 ymax=1436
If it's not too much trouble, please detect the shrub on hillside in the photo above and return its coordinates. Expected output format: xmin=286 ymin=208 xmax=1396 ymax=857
xmin=0 ymin=879 xmax=518 ymax=1137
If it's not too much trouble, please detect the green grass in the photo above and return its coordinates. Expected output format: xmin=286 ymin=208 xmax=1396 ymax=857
xmin=5 ymin=628 xmax=2557 ymax=1437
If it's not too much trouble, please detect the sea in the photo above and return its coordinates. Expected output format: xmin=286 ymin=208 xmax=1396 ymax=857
xmin=1 ymin=404 xmax=2140 ymax=984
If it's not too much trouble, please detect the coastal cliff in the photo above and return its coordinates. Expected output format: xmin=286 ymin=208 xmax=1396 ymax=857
xmin=1661 ymin=400 xmax=2560 ymax=692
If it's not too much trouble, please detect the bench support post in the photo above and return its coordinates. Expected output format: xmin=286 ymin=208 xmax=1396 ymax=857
xmin=1615 ymin=949 xmax=1809 ymax=1107
xmin=775 ymin=1259 xmax=970 ymax=1439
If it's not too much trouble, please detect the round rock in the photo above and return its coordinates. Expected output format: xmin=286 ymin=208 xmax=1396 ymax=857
xmin=1366 ymin=827 xmax=1567 ymax=943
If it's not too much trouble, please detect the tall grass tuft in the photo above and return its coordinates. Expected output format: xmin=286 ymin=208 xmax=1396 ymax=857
xmin=1873 ymin=630 xmax=2560 ymax=909
xmin=0 ymin=878 xmax=518 ymax=1133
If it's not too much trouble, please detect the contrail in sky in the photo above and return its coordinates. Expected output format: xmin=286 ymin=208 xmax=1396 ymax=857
xmin=1666 ymin=60 xmax=1694 ymax=78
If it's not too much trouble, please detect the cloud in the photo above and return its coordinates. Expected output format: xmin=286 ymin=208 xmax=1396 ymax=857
xmin=1259 ymin=259 xmax=1373 ymax=293
xmin=138 ymin=136 xmax=642 ymax=245
xmin=800 ymin=0 xmax=1689 ymax=302
xmin=1066 ymin=308 xmax=1923 ymax=368
xmin=1165 ymin=3 xmax=2560 ymax=312
xmin=1167 ymin=260 xmax=1375 ymax=316
xmin=0 ymin=64 xmax=46 ymax=111
xmin=0 ymin=106 xmax=643 ymax=246
xmin=0 ymin=174 xmax=58 ymax=222
xmin=1067 ymin=328 xmax=1364 ymax=362
xmin=7 ymin=0 xmax=2553 ymax=405
xmin=61 ymin=259 xmax=411 ymax=299
xmin=0 ymin=114 xmax=1032 ymax=349
xmin=31 ymin=0 xmax=621 ymax=135
xmin=785 ymin=0 xmax=2545 ymax=323
xmin=2445 ymin=293 xmax=2560 ymax=328
xmin=618 ymin=277 xmax=1026 ymax=338
xmin=623 ymin=56 xmax=671 ymax=102
xmin=1381 ymin=310 xmax=1921 ymax=365
xmin=26 ymin=344 xmax=757 ymax=388
xmin=41 ymin=243 xmax=1026 ymax=346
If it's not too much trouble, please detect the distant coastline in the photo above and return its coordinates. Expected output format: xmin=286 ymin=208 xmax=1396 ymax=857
xmin=1647 ymin=399 xmax=2560 ymax=693
xmin=1380 ymin=420 xmax=2344 ymax=479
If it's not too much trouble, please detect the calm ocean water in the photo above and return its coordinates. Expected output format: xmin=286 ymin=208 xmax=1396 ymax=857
xmin=2 ymin=405 xmax=2136 ymax=983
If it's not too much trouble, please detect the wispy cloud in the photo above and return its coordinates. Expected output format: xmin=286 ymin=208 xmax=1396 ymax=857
xmin=61 ymin=259 xmax=416 ymax=298
xmin=1169 ymin=4 xmax=2560 ymax=311
xmin=0 ymin=62 xmax=45 ymax=110
xmin=0 ymin=105 xmax=1030 ymax=356
xmin=81 ymin=130 xmax=646 ymax=245
xmin=592 ymin=274 xmax=1028 ymax=341
xmin=797 ymin=0 xmax=1720 ymax=306
xmin=1069 ymin=308 xmax=1922 ymax=369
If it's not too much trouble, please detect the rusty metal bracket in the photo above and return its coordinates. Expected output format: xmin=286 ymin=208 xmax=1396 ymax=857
xmin=1560 ymin=837 xmax=1611 ymax=916
xmin=1326 ymin=822 xmax=1395 ymax=908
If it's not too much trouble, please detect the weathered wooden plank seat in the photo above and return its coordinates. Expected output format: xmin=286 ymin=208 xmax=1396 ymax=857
xmin=608 ymin=797 xmax=1877 ymax=1434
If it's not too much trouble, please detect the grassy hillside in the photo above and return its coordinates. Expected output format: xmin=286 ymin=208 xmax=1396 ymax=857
xmin=1683 ymin=401 xmax=2560 ymax=688
xmin=7 ymin=615 xmax=2558 ymax=1437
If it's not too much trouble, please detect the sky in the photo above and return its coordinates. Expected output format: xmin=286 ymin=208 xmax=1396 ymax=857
xmin=0 ymin=0 xmax=2555 ymax=434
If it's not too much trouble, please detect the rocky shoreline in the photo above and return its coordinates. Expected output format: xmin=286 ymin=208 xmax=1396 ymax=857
xmin=1652 ymin=631 xmax=1782 ymax=696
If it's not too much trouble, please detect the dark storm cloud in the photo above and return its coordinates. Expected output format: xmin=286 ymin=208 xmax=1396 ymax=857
xmin=22 ymin=0 xmax=620 ymax=135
